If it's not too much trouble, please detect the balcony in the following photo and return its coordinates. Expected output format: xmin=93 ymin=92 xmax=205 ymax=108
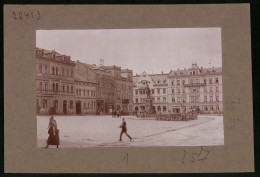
xmin=184 ymin=83 xmax=206 ymax=87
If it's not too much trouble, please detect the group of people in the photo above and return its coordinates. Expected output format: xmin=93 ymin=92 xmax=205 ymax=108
xmin=112 ymin=109 xmax=122 ymax=118
xmin=44 ymin=115 xmax=132 ymax=148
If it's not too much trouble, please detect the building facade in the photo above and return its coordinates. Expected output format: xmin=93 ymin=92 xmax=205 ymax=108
xmin=36 ymin=48 xmax=76 ymax=115
xmin=133 ymin=63 xmax=223 ymax=114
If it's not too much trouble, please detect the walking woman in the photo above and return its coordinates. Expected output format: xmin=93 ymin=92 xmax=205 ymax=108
xmin=45 ymin=116 xmax=60 ymax=148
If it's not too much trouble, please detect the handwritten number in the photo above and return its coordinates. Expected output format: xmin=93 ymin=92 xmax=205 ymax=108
xmin=19 ymin=12 xmax=22 ymax=20
xmin=182 ymin=150 xmax=186 ymax=164
xmin=24 ymin=12 xmax=29 ymax=19
xmin=13 ymin=11 xmax=17 ymax=20
xmin=123 ymin=153 xmax=128 ymax=167
xmin=37 ymin=10 xmax=40 ymax=20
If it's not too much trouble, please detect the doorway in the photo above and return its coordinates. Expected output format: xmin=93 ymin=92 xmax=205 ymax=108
xmin=76 ymin=101 xmax=81 ymax=114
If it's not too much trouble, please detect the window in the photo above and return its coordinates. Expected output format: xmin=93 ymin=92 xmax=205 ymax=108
xmin=71 ymin=71 xmax=73 ymax=77
xmin=94 ymin=91 xmax=96 ymax=96
xmin=45 ymin=66 xmax=47 ymax=73
xmin=135 ymin=98 xmax=138 ymax=103
xmin=71 ymin=85 xmax=73 ymax=92
xmin=190 ymin=72 xmax=192 ymax=75
xmin=158 ymin=80 xmax=160 ymax=83
xmin=163 ymin=88 xmax=166 ymax=94
xmin=157 ymin=97 xmax=160 ymax=103
xmin=45 ymin=82 xmax=48 ymax=90
xmin=87 ymin=90 xmax=90 ymax=96
xmin=215 ymin=78 xmax=219 ymax=84
xmin=172 ymin=81 xmax=174 ymax=86
xmin=163 ymin=80 xmax=166 ymax=84
xmin=193 ymin=71 xmax=195 ymax=75
xmin=182 ymin=88 xmax=185 ymax=93
xmin=216 ymin=96 xmax=219 ymax=102
xmin=70 ymin=101 xmax=73 ymax=109
xmin=39 ymin=65 xmax=42 ymax=73
xmin=196 ymin=71 xmax=198 ymax=75
xmin=190 ymin=79 xmax=193 ymax=84
xmin=39 ymin=82 xmax=42 ymax=90
xmin=204 ymin=96 xmax=207 ymax=102
xmin=62 ymin=85 xmax=65 ymax=92
xmin=216 ymin=106 xmax=219 ymax=111
xmin=56 ymin=83 xmax=58 ymax=91
xmin=182 ymin=80 xmax=185 ymax=85
xmin=163 ymin=97 xmax=166 ymax=102
xmin=172 ymin=97 xmax=175 ymax=103
xmin=152 ymin=89 xmax=154 ymax=94
xmin=56 ymin=67 xmax=58 ymax=75
xmin=42 ymin=99 xmax=47 ymax=109
xmin=210 ymin=87 xmax=213 ymax=92
xmin=158 ymin=106 xmax=161 ymax=111
xmin=67 ymin=69 xmax=69 ymax=77
xmin=62 ymin=69 xmax=64 ymax=76
xmin=135 ymin=90 xmax=138 ymax=95
xmin=209 ymin=78 xmax=212 ymax=84
xmin=163 ymin=106 xmax=166 ymax=112
xmin=76 ymin=89 xmax=78 ymax=95
xmin=157 ymin=88 xmax=160 ymax=94
xmin=210 ymin=96 xmax=213 ymax=102
xmin=178 ymin=89 xmax=180 ymax=93
xmin=67 ymin=85 xmax=69 ymax=92
xmin=210 ymin=106 xmax=213 ymax=111
xmin=204 ymin=79 xmax=207 ymax=83
xmin=177 ymin=98 xmax=180 ymax=102
xmin=52 ymin=66 xmax=55 ymax=74
xmin=177 ymin=80 xmax=180 ymax=85
xmin=172 ymin=89 xmax=174 ymax=93
xmin=52 ymin=83 xmax=55 ymax=91
xmin=84 ymin=102 xmax=86 ymax=108
xmin=204 ymin=86 xmax=207 ymax=92
xmin=83 ymin=90 xmax=86 ymax=96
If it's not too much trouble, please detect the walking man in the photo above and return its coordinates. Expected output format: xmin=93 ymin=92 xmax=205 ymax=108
xmin=119 ymin=118 xmax=132 ymax=141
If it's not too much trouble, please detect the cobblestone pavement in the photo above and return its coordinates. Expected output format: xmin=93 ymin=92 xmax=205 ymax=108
xmin=37 ymin=115 xmax=224 ymax=148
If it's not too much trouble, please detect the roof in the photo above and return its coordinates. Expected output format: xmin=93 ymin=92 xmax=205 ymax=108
xmin=74 ymin=71 xmax=97 ymax=84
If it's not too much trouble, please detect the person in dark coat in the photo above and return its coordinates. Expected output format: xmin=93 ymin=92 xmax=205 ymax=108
xmin=119 ymin=118 xmax=132 ymax=141
xmin=45 ymin=116 xmax=60 ymax=148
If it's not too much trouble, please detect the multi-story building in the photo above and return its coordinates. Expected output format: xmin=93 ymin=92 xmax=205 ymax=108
xmin=133 ymin=71 xmax=168 ymax=114
xmin=74 ymin=69 xmax=97 ymax=114
xmin=133 ymin=63 xmax=223 ymax=114
xmin=75 ymin=61 xmax=133 ymax=114
xmin=36 ymin=48 xmax=76 ymax=115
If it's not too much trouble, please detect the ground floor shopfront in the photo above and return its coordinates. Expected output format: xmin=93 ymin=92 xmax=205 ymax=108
xmin=37 ymin=95 xmax=96 ymax=115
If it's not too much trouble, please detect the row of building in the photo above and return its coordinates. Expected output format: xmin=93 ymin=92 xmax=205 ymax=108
xmin=36 ymin=48 xmax=223 ymax=115
xmin=36 ymin=48 xmax=133 ymax=115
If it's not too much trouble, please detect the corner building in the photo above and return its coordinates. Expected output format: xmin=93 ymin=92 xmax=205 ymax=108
xmin=36 ymin=48 xmax=76 ymax=115
xmin=133 ymin=63 xmax=223 ymax=114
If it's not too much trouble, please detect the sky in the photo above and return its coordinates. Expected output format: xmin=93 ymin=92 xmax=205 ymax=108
xmin=36 ymin=28 xmax=222 ymax=75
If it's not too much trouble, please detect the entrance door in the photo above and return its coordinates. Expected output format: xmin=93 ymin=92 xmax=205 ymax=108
xmin=76 ymin=101 xmax=81 ymax=114
xmin=54 ymin=100 xmax=58 ymax=114
xmin=63 ymin=100 xmax=67 ymax=114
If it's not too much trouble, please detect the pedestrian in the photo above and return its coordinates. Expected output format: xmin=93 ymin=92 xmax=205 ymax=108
xmin=45 ymin=116 xmax=60 ymax=148
xmin=119 ymin=118 xmax=132 ymax=141
xmin=119 ymin=109 xmax=122 ymax=118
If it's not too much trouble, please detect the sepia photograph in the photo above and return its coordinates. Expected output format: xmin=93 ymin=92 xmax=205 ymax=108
xmin=36 ymin=28 xmax=223 ymax=148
